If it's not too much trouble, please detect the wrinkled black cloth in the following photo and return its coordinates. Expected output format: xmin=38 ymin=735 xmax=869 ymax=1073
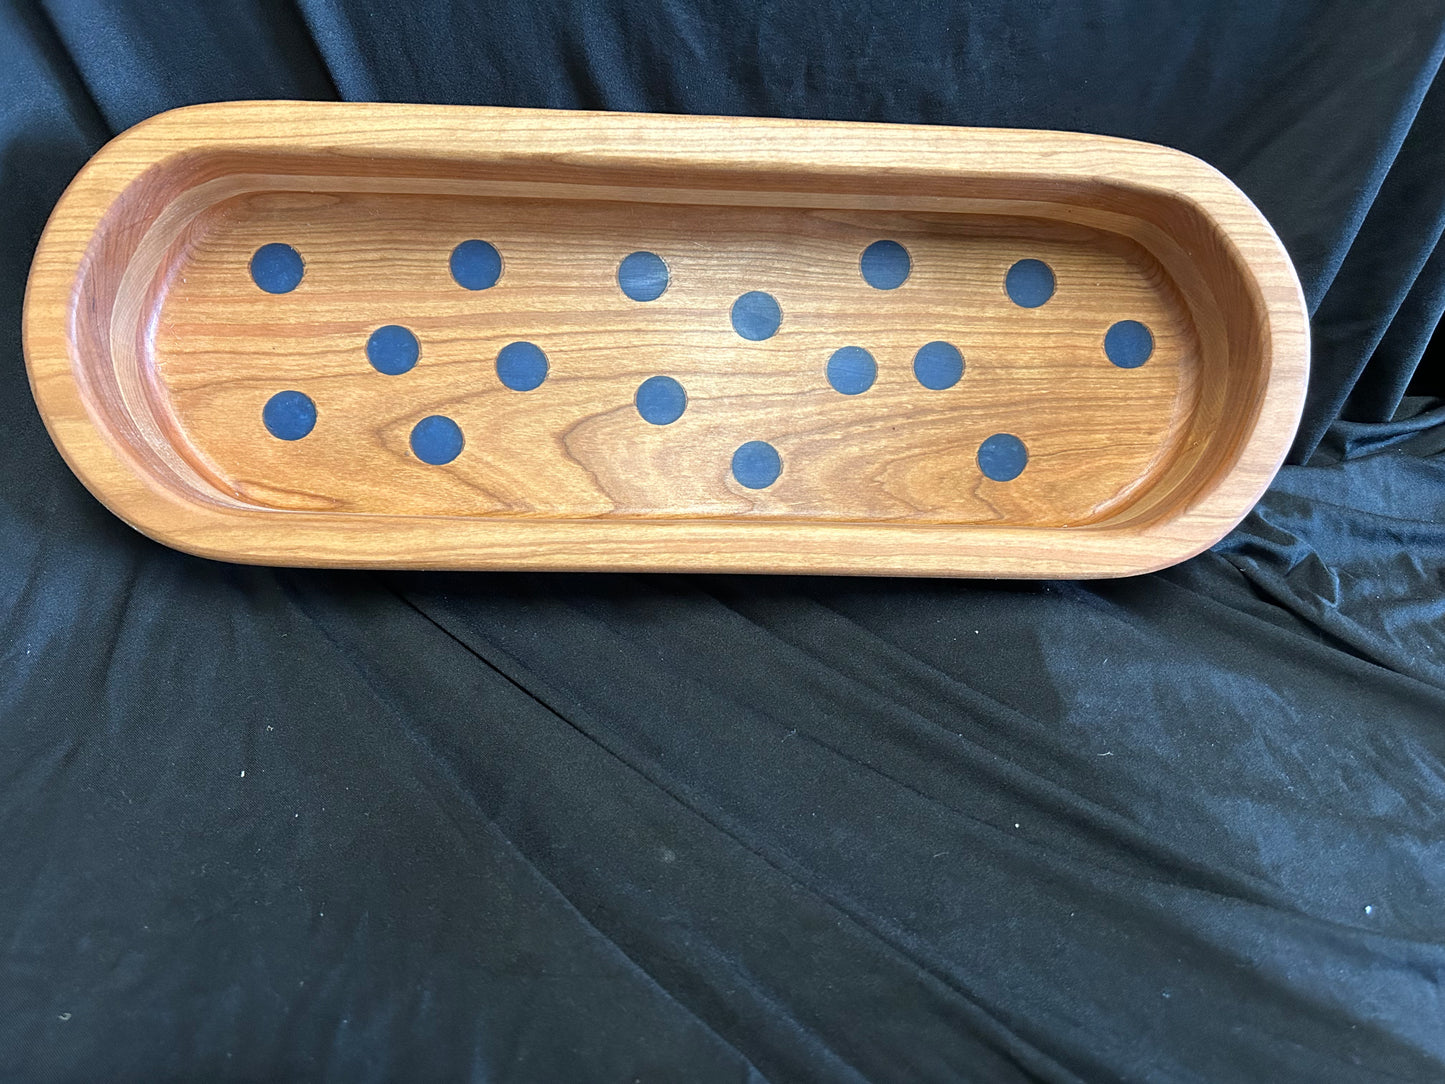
xmin=2 ymin=2 xmax=1444 ymax=1081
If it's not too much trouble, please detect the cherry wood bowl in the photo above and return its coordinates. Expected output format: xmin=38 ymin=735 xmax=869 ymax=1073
xmin=23 ymin=102 xmax=1308 ymax=576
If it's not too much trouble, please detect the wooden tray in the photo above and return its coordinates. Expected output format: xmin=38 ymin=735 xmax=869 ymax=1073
xmin=23 ymin=102 xmax=1308 ymax=577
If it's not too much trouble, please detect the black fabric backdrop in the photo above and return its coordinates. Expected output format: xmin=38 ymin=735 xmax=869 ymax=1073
xmin=3 ymin=2 xmax=1445 ymax=1081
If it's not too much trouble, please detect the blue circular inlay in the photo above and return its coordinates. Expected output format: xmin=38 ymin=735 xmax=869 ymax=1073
xmin=913 ymin=341 xmax=964 ymax=390
xmin=635 ymin=375 xmax=687 ymax=425
xmin=1005 ymin=258 xmax=1055 ymax=308
xmin=450 ymin=239 xmax=502 ymax=290
xmin=262 ymin=390 xmax=316 ymax=440
xmin=732 ymin=441 xmax=782 ymax=489
xmin=410 ymin=415 xmax=464 ymax=465
xmin=860 ymin=240 xmax=911 ymax=290
xmin=1105 ymin=320 xmax=1154 ymax=368
xmin=618 ymin=251 xmax=669 ymax=301
xmin=497 ymin=341 xmax=548 ymax=391
xmin=827 ymin=346 xmax=877 ymax=395
xmin=366 ymin=325 xmax=420 ymax=375
xmin=250 ymin=243 xmax=304 ymax=294
xmin=730 ymin=291 xmax=782 ymax=340
xmin=978 ymin=433 xmax=1028 ymax=481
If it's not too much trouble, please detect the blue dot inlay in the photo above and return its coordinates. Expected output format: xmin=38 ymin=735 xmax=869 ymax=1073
xmin=496 ymin=341 xmax=548 ymax=391
xmin=978 ymin=433 xmax=1028 ymax=481
xmin=731 ymin=291 xmax=782 ymax=340
xmin=618 ymin=251 xmax=669 ymax=301
xmin=635 ymin=375 xmax=687 ymax=425
xmin=410 ymin=415 xmax=464 ymax=465
xmin=1005 ymin=258 xmax=1055 ymax=308
xmin=366 ymin=325 xmax=419 ymax=375
xmin=250 ymin=243 xmax=304 ymax=294
xmin=827 ymin=346 xmax=877 ymax=395
xmin=450 ymin=239 xmax=502 ymax=290
xmin=913 ymin=341 xmax=964 ymax=390
xmin=262 ymin=390 xmax=316 ymax=441
xmin=1105 ymin=320 xmax=1154 ymax=368
xmin=732 ymin=441 xmax=782 ymax=489
xmin=860 ymin=240 xmax=911 ymax=290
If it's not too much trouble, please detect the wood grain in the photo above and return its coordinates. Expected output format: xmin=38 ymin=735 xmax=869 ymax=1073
xmin=23 ymin=102 xmax=1309 ymax=576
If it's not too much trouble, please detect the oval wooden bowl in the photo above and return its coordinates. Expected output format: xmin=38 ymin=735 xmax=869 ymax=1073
xmin=23 ymin=102 xmax=1308 ymax=577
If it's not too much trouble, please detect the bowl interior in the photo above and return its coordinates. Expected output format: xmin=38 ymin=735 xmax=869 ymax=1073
xmin=145 ymin=186 xmax=1202 ymax=527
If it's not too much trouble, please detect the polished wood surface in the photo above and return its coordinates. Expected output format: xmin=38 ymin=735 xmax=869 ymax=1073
xmin=23 ymin=102 xmax=1309 ymax=576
